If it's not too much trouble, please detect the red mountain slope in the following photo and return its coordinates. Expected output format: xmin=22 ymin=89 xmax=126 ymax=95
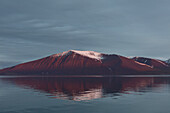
xmin=132 ymin=57 xmax=169 ymax=69
xmin=0 ymin=50 xmax=168 ymax=75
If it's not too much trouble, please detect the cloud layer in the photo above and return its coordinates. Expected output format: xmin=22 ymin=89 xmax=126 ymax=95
xmin=0 ymin=0 xmax=170 ymax=68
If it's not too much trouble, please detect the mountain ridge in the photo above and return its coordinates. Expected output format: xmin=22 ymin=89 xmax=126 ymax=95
xmin=0 ymin=50 xmax=169 ymax=75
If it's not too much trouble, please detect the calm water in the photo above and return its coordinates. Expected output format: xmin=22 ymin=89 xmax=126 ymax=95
xmin=0 ymin=75 xmax=170 ymax=113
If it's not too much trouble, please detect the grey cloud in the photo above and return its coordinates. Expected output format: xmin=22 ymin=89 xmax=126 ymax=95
xmin=0 ymin=0 xmax=170 ymax=68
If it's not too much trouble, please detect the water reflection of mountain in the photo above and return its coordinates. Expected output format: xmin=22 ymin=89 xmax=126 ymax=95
xmin=1 ymin=76 xmax=170 ymax=101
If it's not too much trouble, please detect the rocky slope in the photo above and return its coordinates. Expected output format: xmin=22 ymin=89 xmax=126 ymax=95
xmin=0 ymin=50 xmax=169 ymax=75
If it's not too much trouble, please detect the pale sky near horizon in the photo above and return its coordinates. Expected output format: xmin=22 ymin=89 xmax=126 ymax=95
xmin=0 ymin=0 xmax=170 ymax=68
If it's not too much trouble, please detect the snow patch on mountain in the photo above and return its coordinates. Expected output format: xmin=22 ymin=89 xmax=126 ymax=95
xmin=51 ymin=50 xmax=104 ymax=61
xmin=166 ymin=59 xmax=170 ymax=64
xmin=52 ymin=51 xmax=72 ymax=57
xmin=71 ymin=50 xmax=103 ymax=60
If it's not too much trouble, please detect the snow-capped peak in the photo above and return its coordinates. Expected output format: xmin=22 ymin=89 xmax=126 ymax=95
xmin=70 ymin=50 xmax=103 ymax=60
xmin=52 ymin=50 xmax=103 ymax=61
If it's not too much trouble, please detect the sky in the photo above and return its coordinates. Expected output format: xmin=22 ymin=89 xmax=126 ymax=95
xmin=0 ymin=0 xmax=170 ymax=68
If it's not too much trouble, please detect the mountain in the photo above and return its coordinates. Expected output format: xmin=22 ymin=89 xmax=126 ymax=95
xmin=166 ymin=59 xmax=170 ymax=64
xmin=132 ymin=57 xmax=169 ymax=69
xmin=0 ymin=50 xmax=169 ymax=75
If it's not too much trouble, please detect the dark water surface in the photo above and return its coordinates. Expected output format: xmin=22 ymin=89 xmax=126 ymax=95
xmin=0 ymin=75 xmax=170 ymax=113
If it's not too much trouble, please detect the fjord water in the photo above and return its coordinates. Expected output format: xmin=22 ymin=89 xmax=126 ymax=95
xmin=0 ymin=76 xmax=170 ymax=113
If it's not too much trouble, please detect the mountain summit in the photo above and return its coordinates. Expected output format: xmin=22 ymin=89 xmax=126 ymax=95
xmin=0 ymin=50 xmax=169 ymax=75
